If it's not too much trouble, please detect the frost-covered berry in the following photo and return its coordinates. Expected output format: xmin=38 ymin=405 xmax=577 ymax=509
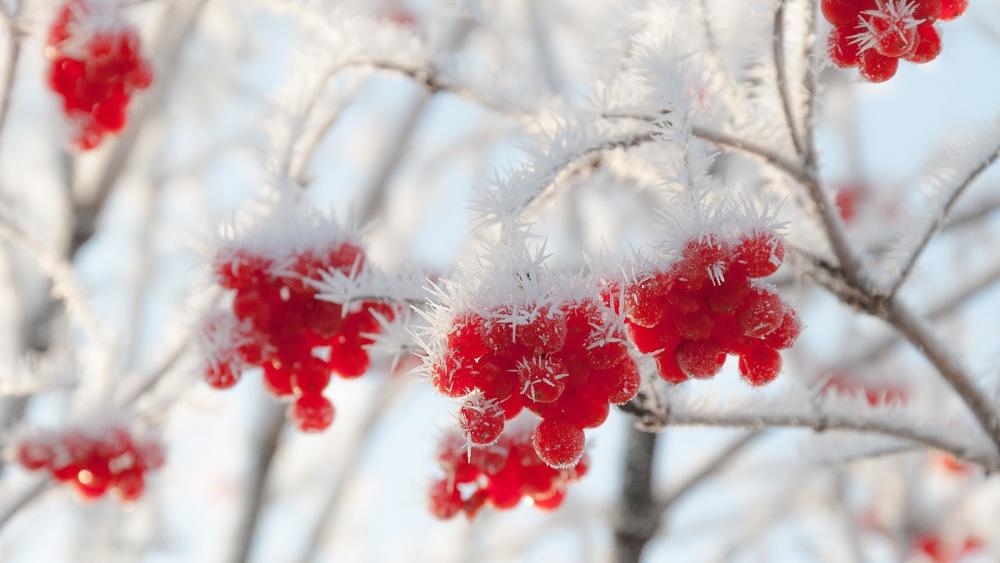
xmin=531 ymin=419 xmax=584 ymax=469
xmin=46 ymin=0 xmax=153 ymax=150
xmin=459 ymin=395 xmax=506 ymax=446
xmin=904 ymin=23 xmax=942 ymax=63
xmin=624 ymin=228 xmax=798 ymax=388
xmin=739 ymin=346 xmax=782 ymax=386
xmin=204 ymin=209 xmax=395 ymax=433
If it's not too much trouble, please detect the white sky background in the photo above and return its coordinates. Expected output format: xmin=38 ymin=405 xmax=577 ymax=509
xmin=0 ymin=0 xmax=999 ymax=562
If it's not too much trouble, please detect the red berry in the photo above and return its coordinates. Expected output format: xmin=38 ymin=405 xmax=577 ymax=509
xmin=113 ymin=469 xmax=146 ymax=502
xmin=912 ymin=0 xmax=942 ymax=20
xmin=263 ymin=362 xmax=294 ymax=396
xmin=532 ymin=419 xmax=585 ymax=469
xmin=290 ymin=394 xmax=335 ymax=432
xmin=734 ymin=231 xmax=785 ymax=278
xmin=431 ymin=353 xmax=476 ymax=398
xmin=822 ymin=0 xmax=873 ymax=27
xmin=938 ymin=0 xmax=967 ymax=20
xmin=626 ymin=275 xmax=670 ymax=327
xmin=517 ymin=356 xmax=567 ymax=403
xmin=763 ymin=308 xmax=802 ymax=350
xmin=655 ymin=346 xmax=689 ymax=384
xmin=859 ymin=49 xmax=899 ymax=83
xmin=205 ymin=361 xmax=241 ymax=389
xmin=533 ymin=489 xmax=566 ymax=510
xmin=518 ymin=308 xmax=568 ymax=353
xmin=428 ymin=478 xmax=463 ymax=519
xmin=17 ymin=439 xmax=54 ymax=471
xmin=459 ymin=396 xmax=506 ymax=446
xmin=737 ymin=288 xmax=784 ymax=339
xmin=867 ymin=13 xmax=918 ymax=58
xmin=676 ymin=340 xmax=726 ymax=379
xmin=904 ymin=23 xmax=941 ymax=63
xmin=739 ymin=346 xmax=782 ymax=386
xmin=605 ymin=361 xmax=641 ymax=404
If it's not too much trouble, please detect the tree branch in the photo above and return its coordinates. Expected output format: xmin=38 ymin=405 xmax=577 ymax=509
xmin=772 ymin=0 xmax=806 ymax=159
xmin=613 ymin=427 xmax=661 ymax=563
xmin=887 ymin=143 xmax=1000 ymax=298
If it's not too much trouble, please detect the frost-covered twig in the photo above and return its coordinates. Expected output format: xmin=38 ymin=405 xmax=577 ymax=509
xmin=772 ymin=0 xmax=806 ymax=159
xmin=887 ymin=142 xmax=1000 ymax=298
xmin=618 ymin=398 xmax=997 ymax=469
xmin=884 ymin=299 xmax=1000 ymax=454
xmin=0 ymin=480 xmax=53 ymax=532
xmin=0 ymin=0 xmax=23 ymax=159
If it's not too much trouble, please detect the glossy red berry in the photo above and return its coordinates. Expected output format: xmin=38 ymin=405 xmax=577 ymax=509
xmin=822 ymin=0 xmax=873 ymax=27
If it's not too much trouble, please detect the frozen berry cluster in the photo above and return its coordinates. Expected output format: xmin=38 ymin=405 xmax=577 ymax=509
xmin=46 ymin=0 xmax=153 ymax=150
xmin=824 ymin=0 xmax=967 ymax=83
xmin=205 ymin=240 xmax=394 ymax=432
xmin=429 ymin=297 xmax=639 ymax=469
xmin=625 ymin=232 xmax=800 ymax=386
xmin=16 ymin=424 xmax=164 ymax=502
xmin=428 ymin=429 xmax=588 ymax=520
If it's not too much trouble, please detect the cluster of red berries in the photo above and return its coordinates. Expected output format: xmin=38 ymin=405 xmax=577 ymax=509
xmin=625 ymin=232 xmax=800 ymax=386
xmin=207 ymin=241 xmax=394 ymax=432
xmin=430 ymin=296 xmax=639 ymax=469
xmin=824 ymin=0 xmax=967 ymax=83
xmin=16 ymin=424 xmax=164 ymax=502
xmin=428 ymin=429 xmax=587 ymax=520
xmin=46 ymin=0 xmax=153 ymax=150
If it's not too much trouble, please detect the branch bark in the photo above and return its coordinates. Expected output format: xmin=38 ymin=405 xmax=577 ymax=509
xmin=613 ymin=427 xmax=661 ymax=563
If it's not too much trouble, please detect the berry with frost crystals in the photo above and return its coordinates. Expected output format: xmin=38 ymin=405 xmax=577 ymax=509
xmin=459 ymin=395 xmax=506 ymax=446
xmin=428 ymin=428 xmax=587 ymax=520
xmin=427 ymin=285 xmax=639 ymax=468
xmin=46 ymin=0 xmax=153 ymax=150
xmin=738 ymin=346 xmax=782 ymax=386
xmin=625 ymin=229 xmax=798 ymax=387
xmin=16 ymin=424 xmax=164 ymax=502
xmin=203 ymin=216 xmax=394 ymax=433
xmin=822 ymin=0 xmax=962 ymax=82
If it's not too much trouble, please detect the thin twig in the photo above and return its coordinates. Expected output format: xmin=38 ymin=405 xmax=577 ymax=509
xmin=618 ymin=401 xmax=997 ymax=470
xmin=0 ymin=0 xmax=23 ymax=159
xmin=296 ymin=377 xmax=410 ymax=563
xmin=772 ymin=0 xmax=806 ymax=159
xmin=227 ymin=402 xmax=285 ymax=563
xmin=657 ymin=430 xmax=764 ymax=514
xmin=0 ymin=480 xmax=53 ymax=533
xmin=888 ymin=143 xmax=1000 ymax=298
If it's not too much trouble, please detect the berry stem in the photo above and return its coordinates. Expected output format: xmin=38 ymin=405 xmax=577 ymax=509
xmin=887 ymin=142 xmax=1000 ymax=299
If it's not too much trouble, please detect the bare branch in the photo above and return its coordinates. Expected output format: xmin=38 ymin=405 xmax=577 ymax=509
xmin=657 ymin=430 xmax=764 ymax=514
xmin=888 ymin=143 xmax=1000 ymax=298
xmin=772 ymin=0 xmax=806 ymax=159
